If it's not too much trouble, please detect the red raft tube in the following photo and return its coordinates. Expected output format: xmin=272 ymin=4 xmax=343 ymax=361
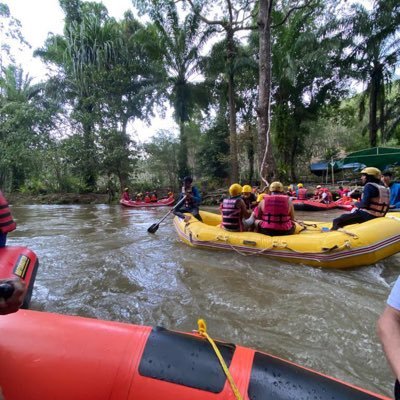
xmin=293 ymin=199 xmax=338 ymax=211
xmin=0 ymin=310 xmax=391 ymax=400
xmin=0 ymin=245 xmax=39 ymax=308
xmin=120 ymin=196 xmax=175 ymax=208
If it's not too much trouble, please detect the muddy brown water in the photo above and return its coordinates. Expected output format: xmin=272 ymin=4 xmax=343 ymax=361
xmin=8 ymin=204 xmax=400 ymax=397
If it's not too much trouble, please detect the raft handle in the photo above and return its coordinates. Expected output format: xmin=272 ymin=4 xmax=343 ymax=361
xmin=243 ymin=240 xmax=257 ymax=246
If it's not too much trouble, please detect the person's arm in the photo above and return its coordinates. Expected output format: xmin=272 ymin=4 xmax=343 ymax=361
xmin=0 ymin=277 xmax=26 ymax=315
xmin=355 ymin=183 xmax=378 ymax=208
xmin=239 ymin=199 xmax=251 ymax=219
xmin=377 ymin=305 xmax=400 ymax=380
xmin=191 ymin=186 xmax=202 ymax=205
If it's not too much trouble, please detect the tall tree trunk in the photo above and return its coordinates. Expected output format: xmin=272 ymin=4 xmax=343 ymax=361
xmin=227 ymin=29 xmax=239 ymax=183
xmin=257 ymin=0 xmax=276 ymax=184
xmin=369 ymin=64 xmax=381 ymax=148
xmin=178 ymin=119 xmax=189 ymax=178
xmin=81 ymin=103 xmax=97 ymax=191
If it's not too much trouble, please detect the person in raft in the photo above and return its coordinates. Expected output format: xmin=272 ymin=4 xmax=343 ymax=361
xmin=220 ymin=184 xmax=251 ymax=232
xmin=241 ymin=184 xmax=257 ymax=210
xmin=0 ymin=191 xmax=16 ymax=247
xmin=296 ymin=183 xmax=308 ymax=200
xmin=331 ymin=167 xmax=390 ymax=230
xmin=381 ymin=171 xmax=400 ymax=209
xmin=173 ymin=176 xmax=202 ymax=222
xmin=245 ymin=181 xmax=296 ymax=236
xmin=121 ymin=187 xmax=130 ymax=201
xmin=377 ymin=275 xmax=400 ymax=400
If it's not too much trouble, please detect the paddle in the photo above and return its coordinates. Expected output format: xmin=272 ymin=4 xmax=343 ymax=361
xmin=147 ymin=195 xmax=187 ymax=234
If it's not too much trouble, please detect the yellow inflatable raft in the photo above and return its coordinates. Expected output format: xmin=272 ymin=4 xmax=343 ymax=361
xmin=173 ymin=211 xmax=400 ymax=269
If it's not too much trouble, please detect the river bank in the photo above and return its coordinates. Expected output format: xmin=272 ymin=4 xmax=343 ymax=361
xmin=8 ymin=193 xmax=111 ymax=205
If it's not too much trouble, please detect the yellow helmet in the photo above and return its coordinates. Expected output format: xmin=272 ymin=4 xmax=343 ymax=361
xmin=297 ymin=183 xmax=303 ymax=188
xmin=229 ymin=183 xmax=243 ymax=196
xmin=269 ymin=181 xmax=284 ymax=192
xmin=242 ymin=184 xmax=252 ymax=193
xmin=361 ymin=167 xmax=381 ymax=179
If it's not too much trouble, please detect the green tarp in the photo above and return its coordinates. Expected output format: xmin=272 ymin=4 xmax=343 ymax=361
xmin=340 ymin=147 xmax=400 ymax=170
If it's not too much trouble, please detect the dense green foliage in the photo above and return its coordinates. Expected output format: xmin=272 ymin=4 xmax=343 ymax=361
xmin=0 ymin=0 xmax=399 ymax=194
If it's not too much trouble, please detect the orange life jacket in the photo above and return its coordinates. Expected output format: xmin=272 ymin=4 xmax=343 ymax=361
xmin=0 ymin=192 xmax=16 ymax=234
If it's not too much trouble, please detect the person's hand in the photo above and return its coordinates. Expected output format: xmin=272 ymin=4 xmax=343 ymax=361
xmin=184 ymin=215 xmax=191 ymax=223
xmin=0 ymin=277 xmax=26 ymax=315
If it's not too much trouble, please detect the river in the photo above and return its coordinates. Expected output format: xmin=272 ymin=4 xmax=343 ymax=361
xmin=8 ymin=204 xmax=400 ymax=397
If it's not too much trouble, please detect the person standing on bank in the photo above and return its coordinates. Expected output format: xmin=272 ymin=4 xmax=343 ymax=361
xmin=173 ymin=176 xmax=202 ymax=222
xmin=331 ymin=167 xmax=389 ymax=230
xmin=377 ymin=276 xmax=400 ymax=400
xmin=0 ymin=191 xmax=16 ymax=247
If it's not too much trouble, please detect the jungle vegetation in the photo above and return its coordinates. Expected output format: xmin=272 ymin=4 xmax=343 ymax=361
xmin=1 ymin=0 xmax=399 ymax=194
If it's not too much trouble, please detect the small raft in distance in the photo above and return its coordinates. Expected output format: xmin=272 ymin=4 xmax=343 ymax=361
xmin=292 ymin=199 xmax=338 ymax=211
xmin=0 ymin=309 xmax=390 ymax=400
xmin=120 ymin=196 xmax=175 ymax=208
xmin=173 ymin=210 xmax=400 ymax=269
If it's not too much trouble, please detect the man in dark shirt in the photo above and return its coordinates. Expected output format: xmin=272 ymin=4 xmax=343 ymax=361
xmin=331 ymin=167 xmax=390 ymax=230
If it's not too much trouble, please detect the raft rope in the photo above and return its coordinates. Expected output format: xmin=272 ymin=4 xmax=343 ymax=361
xmin=196 ymin=319 xmax=243 ymax=400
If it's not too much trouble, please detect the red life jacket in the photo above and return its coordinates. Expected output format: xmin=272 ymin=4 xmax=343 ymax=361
xmin=297 ymin=188 xmax=307 ymax=200
xmin=221 ymin=197 xmax=243 ymax=231
xmin=144 ymin=195 xmax=151 ymax=203
xmin=361 ymin=183 xmax=390 ymax=217
xmin=0 ymin=192 xmax=16 ymax=234
xmin=150 ymin=194 xmax=157 ymax=202
xmin=257 ymin=195 xmax=293 ymax=231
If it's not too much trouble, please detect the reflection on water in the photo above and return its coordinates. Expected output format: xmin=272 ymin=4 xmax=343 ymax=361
xmin=8 ymin=204 xmax=399 ymax=396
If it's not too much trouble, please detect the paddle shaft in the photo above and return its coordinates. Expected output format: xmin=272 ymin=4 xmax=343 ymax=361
xmin=150 ymin=195 xmax=187 ymax=228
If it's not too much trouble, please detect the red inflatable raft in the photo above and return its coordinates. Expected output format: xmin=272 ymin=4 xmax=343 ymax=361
xmin=0 ymin=310 xmax=390 ymax=400
xmin=120 ymin=196 xmax=175 ymax=208
xmin=0 ymin=246 xmax=39 ymax=308
xmin=293 ymin=199 xmax=338 ymax=211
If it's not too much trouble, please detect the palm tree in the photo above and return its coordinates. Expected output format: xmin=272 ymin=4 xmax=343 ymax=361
xmin=348 ymin=0 xmax=400 ymax=147
xmin=151 ymin=1 xmax=214 ymax=178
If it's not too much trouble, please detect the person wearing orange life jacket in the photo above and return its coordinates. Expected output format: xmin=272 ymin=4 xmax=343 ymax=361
xmin=296 ymin=183 xmax=308 ymax=200
xmin=331 ymin=167 xmax=390 ymax=230
xmin=250 ymin=181 xmax=296 ymax=236
xmin=220 ymin=184 xmax=251 ymax=232
xmin=0 ymin=191 xmax=16 ymax=247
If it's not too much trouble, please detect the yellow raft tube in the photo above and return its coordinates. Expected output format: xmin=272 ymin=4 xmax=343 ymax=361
xmin=173 ymin=211 xmax=400 ymax=269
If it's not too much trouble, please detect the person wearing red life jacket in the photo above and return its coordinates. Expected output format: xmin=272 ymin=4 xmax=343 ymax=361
xmin=150 ymin=192 xmax=158 ymax=202
xmin=121 ymin=188 xmax=130 ymax=201
xmin=313 ymin=185 xmax=322 ymax=200
xmin=220 ymin=184 xmax=251 ymax=232
xmin=251 ymin=181 xmax=296 ymax=236
xmin=296 ymin=183 xmax=308 ymax=200
xmin=144 ymin=192 xmax=151 ymax=203
xmin=0 ymin=191 xmax=16 ymax=247
xmin=318 ymin=188 xmax=333 ymax=204
xmin=331 ymin=167 xmax=390 ymax=230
